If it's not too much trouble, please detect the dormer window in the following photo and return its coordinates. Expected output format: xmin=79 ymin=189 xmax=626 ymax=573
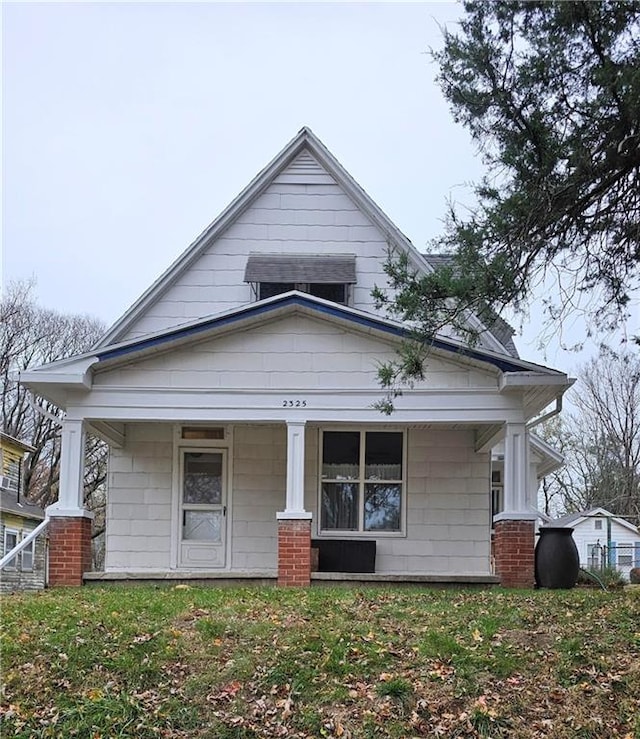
xmin=245 ymin=253 xmax=356 ymax=306
xmin=259 ymin=282 xmax=348 ymax=304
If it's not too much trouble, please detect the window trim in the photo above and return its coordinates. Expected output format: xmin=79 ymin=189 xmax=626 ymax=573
xmin=317 ymin=427 xmax=407 ymax=538
xmin=3 ymin=528 xmax=19 ymax=570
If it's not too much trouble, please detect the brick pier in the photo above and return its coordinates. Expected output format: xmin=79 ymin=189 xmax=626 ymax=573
xmin=493 ymin=519 xmax=535 ymax=588
xmin=48 ymin=516 xmax=93 ymax=587
xmin=277 ymin=518 xmax=311 ymax=586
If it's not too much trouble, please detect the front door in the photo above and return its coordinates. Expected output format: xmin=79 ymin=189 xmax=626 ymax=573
xmin=179 ymin=449 xmax=227 ymax=568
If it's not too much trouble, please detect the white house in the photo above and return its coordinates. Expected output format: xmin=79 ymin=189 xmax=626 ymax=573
xmin=552 ymin=507 xmax=640 ymax=580
xmin=20 ymin=127 xmax=573 ymax=588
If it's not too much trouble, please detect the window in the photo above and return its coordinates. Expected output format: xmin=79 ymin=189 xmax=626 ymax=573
xmin=320 ymin=430 xmax=403 ymax=533
xmin=181 ymin=452 xmax=224 ymax=541
xmin=259 ymin=282 xmax=295 ymax=300
xmin=22 ymin=539 xmax=33 ymax=571
xmin=3 ymin=529 xmax=18 ymax=569
xmin=618 ymin=545 xmax=633 ymax=567
xmin=259 ymin=282 xmax=347 ymax=304
xmin=490 ymin=468 xmax=503 ymax=525
xmin=594 ymin=519 xmax=603 ymax=530
xmin=491 ymin=487 xmax=503 ymax=524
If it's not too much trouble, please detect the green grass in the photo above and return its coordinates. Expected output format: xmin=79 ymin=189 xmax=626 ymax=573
xmin=1 ymin=585 xmax=639 ymax=737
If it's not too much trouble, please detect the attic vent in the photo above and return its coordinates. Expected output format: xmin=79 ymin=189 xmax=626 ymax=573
xmin=288 ymin=152 xmax=323 ymax=173
xmin=244 ymin=254 xmax=356 ymax=284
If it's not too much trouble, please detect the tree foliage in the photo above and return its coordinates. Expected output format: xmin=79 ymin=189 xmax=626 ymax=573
xmin=375 ymin=0 xmax=639 ymax=393
xmin=0 ymin=281 xmax=107 ymax=529
xmin=540 ymin=352 xmax=640 ymax=524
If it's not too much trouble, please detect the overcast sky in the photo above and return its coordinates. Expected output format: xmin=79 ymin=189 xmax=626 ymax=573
xmin=2 ymin=2 xmax=635 ymax=374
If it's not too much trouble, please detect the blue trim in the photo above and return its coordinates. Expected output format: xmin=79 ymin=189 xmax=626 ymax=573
xmin=96 ymin=294 xmax=534 ymax=373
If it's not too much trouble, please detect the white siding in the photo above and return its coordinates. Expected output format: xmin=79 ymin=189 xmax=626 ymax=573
xmin=94 ymin=314 xmax=498 ymax=392
xmin=120 ymin=152 xmax=402 ymax=340
xmin=103 ymin=422 xmax=491 ymax=576
xmin=105 ymin=424 xmax=173 ymax=571
xmin=230 ymin=424 xmax=285 ymax=572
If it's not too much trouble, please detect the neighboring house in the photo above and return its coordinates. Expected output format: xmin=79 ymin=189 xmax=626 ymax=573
xmin=0 ymin=433 xmax=47 ymax=592
xmin=20 ymin=127 xmax=573 ymax=588
xmin=551 ymin=507 xmax=640 ymax=580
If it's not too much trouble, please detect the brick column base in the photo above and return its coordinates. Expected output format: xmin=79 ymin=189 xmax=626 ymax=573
xmin=277 ymin=519 xmax=311 ymax=586
xmin=493 ymin=519 xmax=535 ymax=588
xmin=48 ymin=516 xmax=93 ymax=587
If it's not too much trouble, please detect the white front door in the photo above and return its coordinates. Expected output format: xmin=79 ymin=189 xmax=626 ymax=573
xmin=179 ymin=449 xmax=227 ymax=568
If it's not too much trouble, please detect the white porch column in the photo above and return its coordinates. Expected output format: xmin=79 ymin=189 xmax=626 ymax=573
xmin=276 ymin=420 xmax=311 ymax=519
xmin=495 ymin=422 xmax=534 ymax=521
xmin=276 ymin=420 xmax=312 ymax=586
xmin=47 ymin=418 xmax=92 ymax=518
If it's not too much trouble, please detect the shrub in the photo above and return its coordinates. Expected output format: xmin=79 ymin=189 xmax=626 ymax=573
xmin=577 ymin=566 xmax=626 ymax=589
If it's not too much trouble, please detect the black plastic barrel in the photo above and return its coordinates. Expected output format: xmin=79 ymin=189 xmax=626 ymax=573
xmin=535 ymin=527 xmax=580 ymax=589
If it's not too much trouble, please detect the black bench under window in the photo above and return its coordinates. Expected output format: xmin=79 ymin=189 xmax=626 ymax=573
xmin=311 ymin=539 xmax=376 ymax=573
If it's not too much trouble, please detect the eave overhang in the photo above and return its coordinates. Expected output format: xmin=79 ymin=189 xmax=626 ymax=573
xmin=19 ymin=293 xmax=573 ymax=417
xmin=92 ymin=292 xmax=556 ymax=376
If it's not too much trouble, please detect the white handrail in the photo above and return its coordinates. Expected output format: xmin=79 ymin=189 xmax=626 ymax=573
xmin=0 ymin=518 xmax=49 ymax=570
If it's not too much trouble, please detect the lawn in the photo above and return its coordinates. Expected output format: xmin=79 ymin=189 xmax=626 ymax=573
xmin=1 ymin=585 xmax=639 ymax=738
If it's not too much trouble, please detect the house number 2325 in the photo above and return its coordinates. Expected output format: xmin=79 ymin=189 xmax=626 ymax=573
xmin=282 ymin=399 xmax=307 ymax=407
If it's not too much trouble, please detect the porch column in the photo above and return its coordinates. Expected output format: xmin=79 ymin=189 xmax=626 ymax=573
xmin=276 ymin=421 xmax=312 ymax=586
xmin=493 ymin=423 xmax=536 ymax=588
xmin=47 ymin=419 xmax=94 ymax=586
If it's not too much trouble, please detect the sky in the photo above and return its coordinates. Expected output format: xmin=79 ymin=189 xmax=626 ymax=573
xmin=2 ymin=1 xmax=637 ymax=377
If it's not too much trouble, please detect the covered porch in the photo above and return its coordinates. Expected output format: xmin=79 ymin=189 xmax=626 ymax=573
xmin=46 ymin=413 xmax=544 ymax=588
xmin=19 ymin=294 xmax=573 ymax=588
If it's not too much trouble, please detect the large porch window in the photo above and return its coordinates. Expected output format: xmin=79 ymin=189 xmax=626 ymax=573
xmin=320 ymin=430 xmax=404 ymax=534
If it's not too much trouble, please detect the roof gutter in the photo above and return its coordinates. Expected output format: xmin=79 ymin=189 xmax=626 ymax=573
xmin=526 ymin=395 xmax=563 ymax=431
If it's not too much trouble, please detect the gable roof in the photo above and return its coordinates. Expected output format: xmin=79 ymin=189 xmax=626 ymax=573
xmin=92 ymin=291 xmax=557 ymax=374
xmin=0 ymin=432 xmax=36 ymax=455
xmin=95 ymin=127 xmax=516 ymax=356
xmin=550 ymin=507 xmax=639 ymax=534
xmin=423 ymin=253 xmax=519 ymax=358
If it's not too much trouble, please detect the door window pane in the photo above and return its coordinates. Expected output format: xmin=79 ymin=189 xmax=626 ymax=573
xmin=321 ymin=483 xmax=358 ymax=530
xmin=365 ymin=432 xmax=402 ymax=480
xmin=183 ymin=453 xmax=222 ymax=504
xmin=322 ymin=432 xmax=360 ymax=480
xmin=364 ymin=484 xmax=401 ymax=531
xmin=183 ymin=511 xmax=222 ymax=541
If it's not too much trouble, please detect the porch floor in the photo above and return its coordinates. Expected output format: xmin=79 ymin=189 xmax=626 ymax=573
xmin=83 ymin=571 xmax=499 ymax=586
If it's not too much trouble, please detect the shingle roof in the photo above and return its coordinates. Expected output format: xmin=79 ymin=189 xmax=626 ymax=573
xmin=422 ymin=253 xmax=520 ymax=358
xmin=0 ymin=489 xmax=45 ymax=521
xmin=244 ymin=253 xmax=357 ymax=284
